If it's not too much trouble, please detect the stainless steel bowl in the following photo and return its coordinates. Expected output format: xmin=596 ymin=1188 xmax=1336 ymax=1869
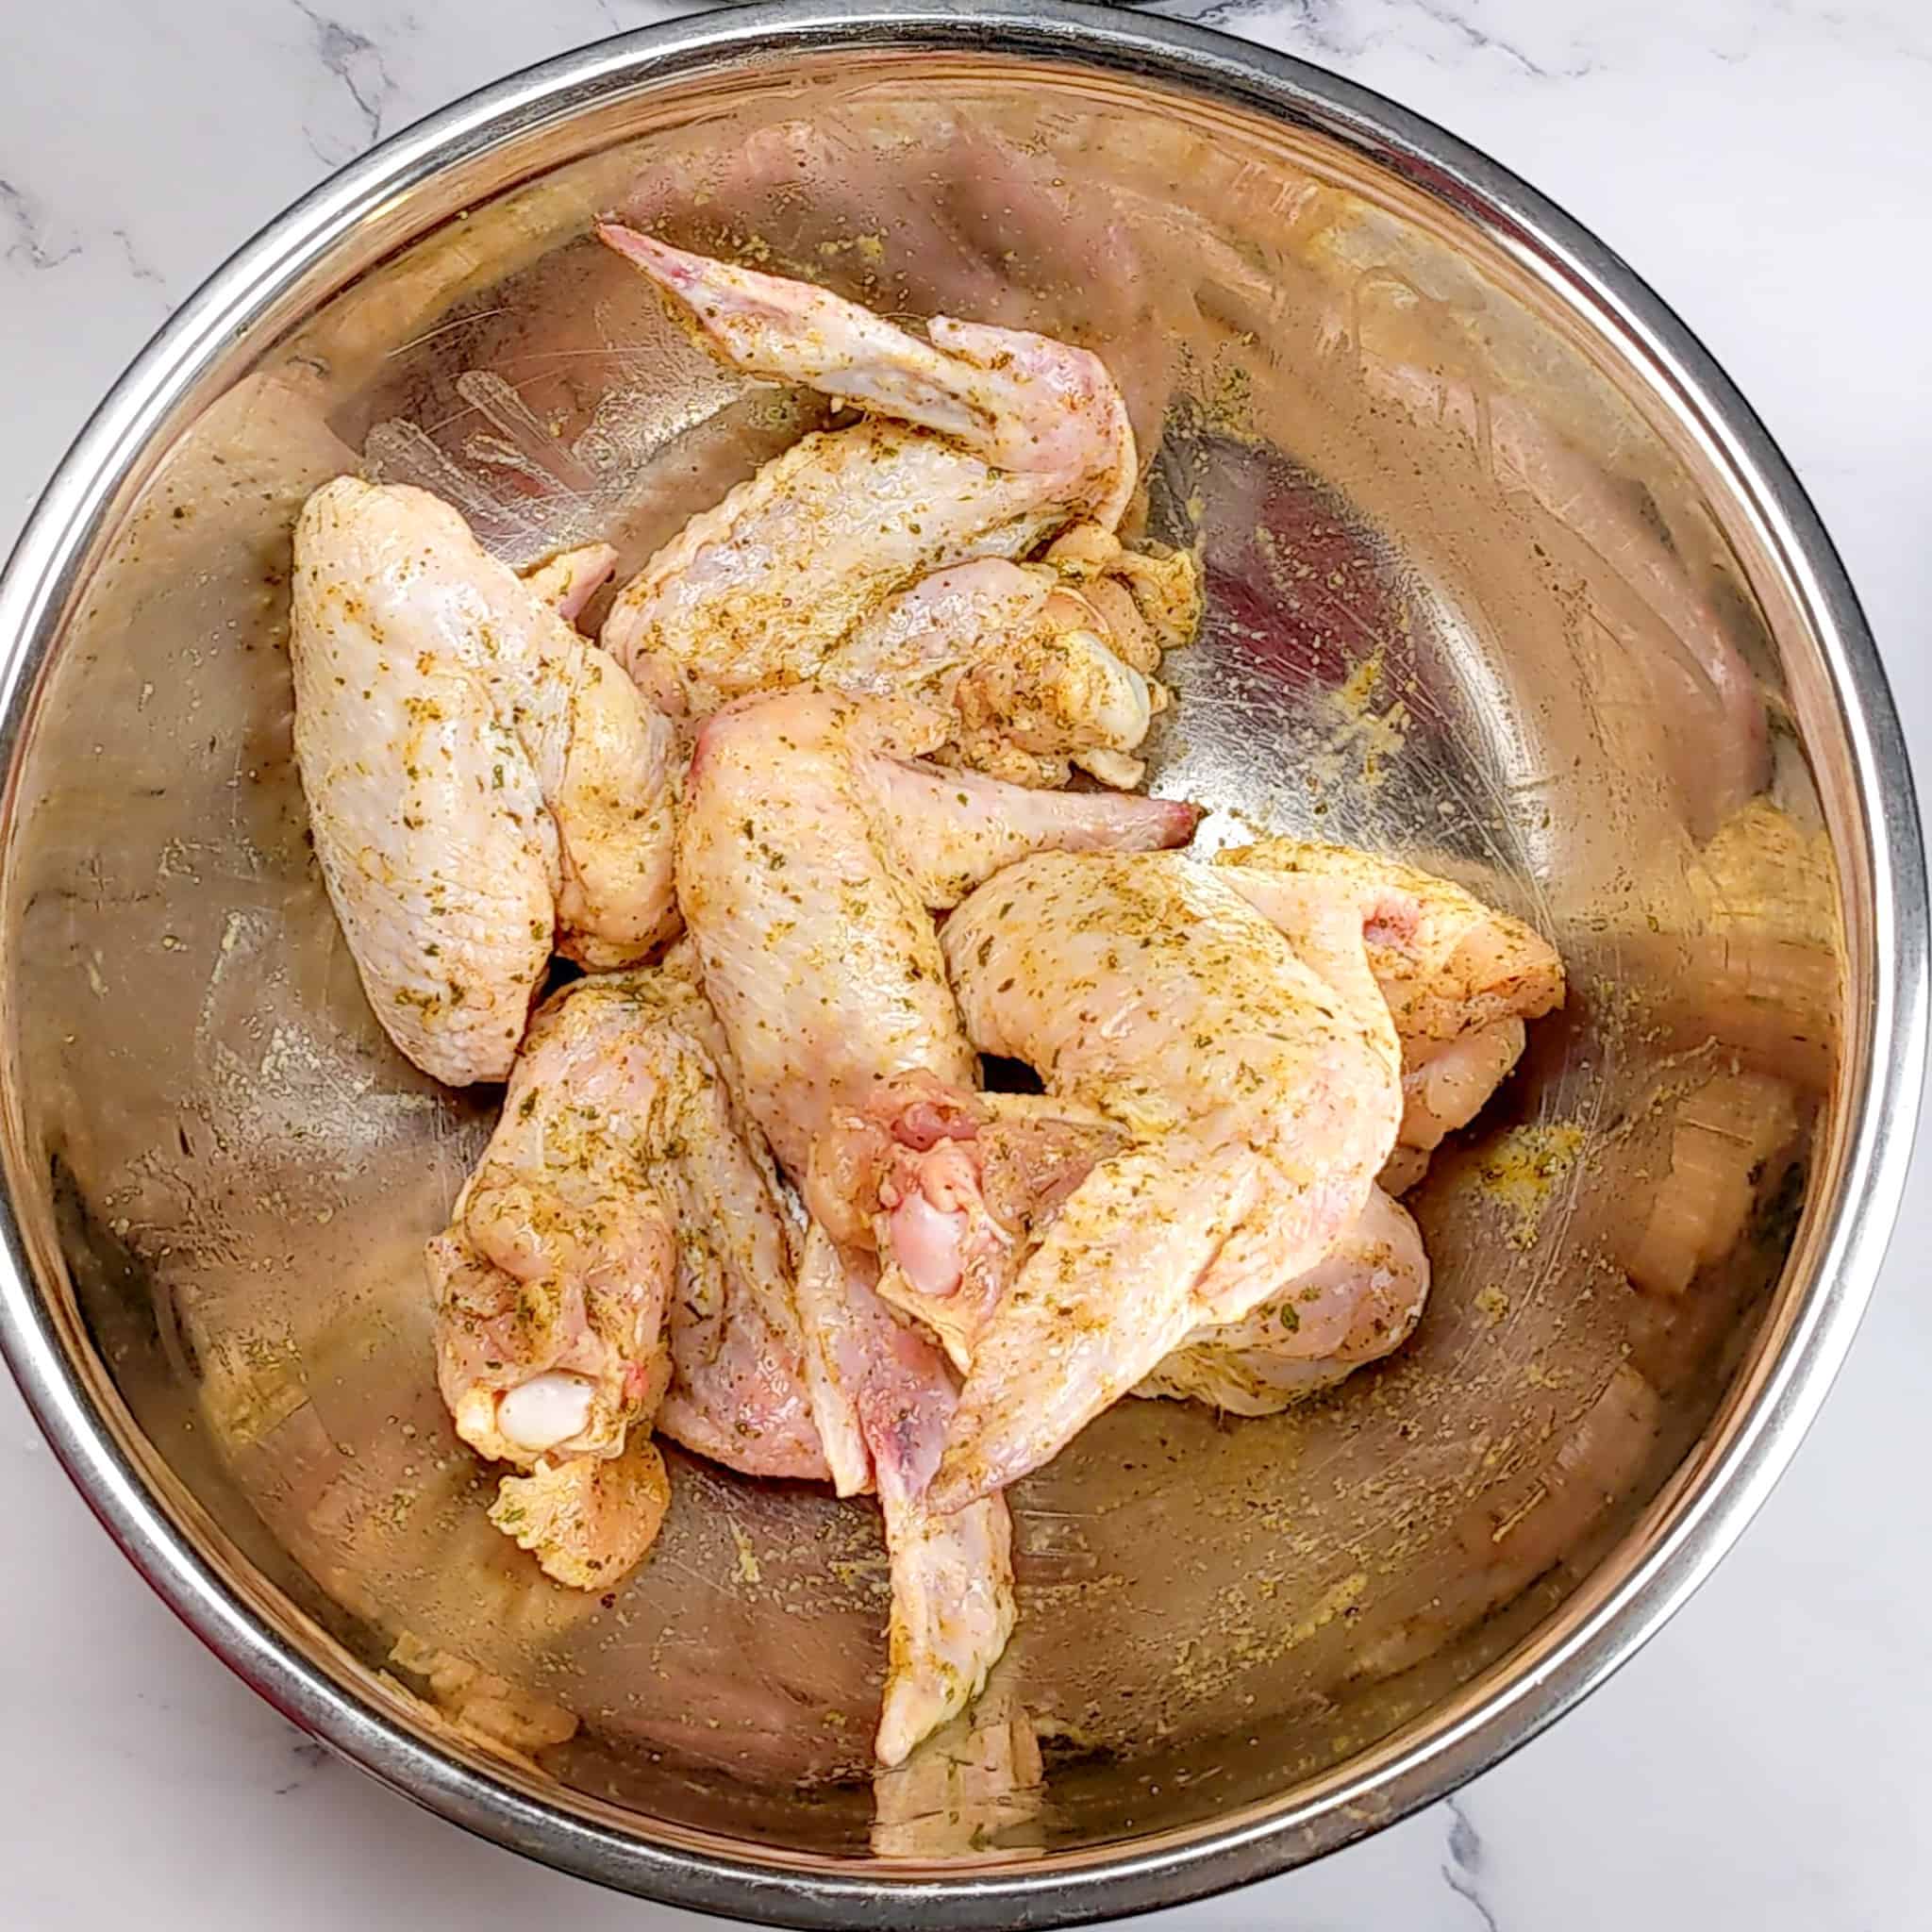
xmin=0 ymin=4 xmax=1922 ymax=1924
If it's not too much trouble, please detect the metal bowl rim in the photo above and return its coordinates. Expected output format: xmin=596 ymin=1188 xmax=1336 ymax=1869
xmin=0 ymin=4 xmax=1922 ymax=1924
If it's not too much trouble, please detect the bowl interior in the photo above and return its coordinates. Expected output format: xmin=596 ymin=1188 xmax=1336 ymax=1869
xmin=0 ymin=25 xmax=1863 ymax=1897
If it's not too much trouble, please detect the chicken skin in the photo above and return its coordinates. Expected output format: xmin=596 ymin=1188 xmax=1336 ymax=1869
xmin=490 ymin=1435 xmax=673 ymax=1592
xmin=793 ymin=1225 xmax=1016 ymax=1768
xmin=595 ymin=230 xmax=1188 ymax=781
xmin=291 ymin=478 xmax=678 ymax=1084
xmin=930 ymin=853 xmax=1423 ymax=1511
xmin=839 ymin=1081 xmax=1430 ymax=1418
xmin=677 ymin=691 xmax=1200 ymax=1176
xmin=1215 ymin=839 xmax=1566 ymax=1189
xmin=427 ymin=964 xmax=824 ymax=1587
xmin=677 ymin=689 xmax=1196 ymax=1761
xmin=824 ymin=544 xmax=1194 ymax=788
xmin=1136 ymin=1185 xmax=1430 ymax=1414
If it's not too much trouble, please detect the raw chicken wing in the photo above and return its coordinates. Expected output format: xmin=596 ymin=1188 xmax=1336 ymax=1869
xmin=1136 ymin=1186 xmax=1430 ymax=1413
xmin=931 ymin=853 xmax=1422 ymax=1511
xmin=827 ymin=532 xmax=1198 ymax=788
xmin=428 ymin=963 xmax=824 ymax=1586
xmin=677 ymin=689 xmax=1196 ymax=1759
xmin=677 ymin=690 xmax=1199 ymax=1175
xmin=491 ymin=1435 xmax=673 ymax=1591
xmin=595 ymin=231 xmax=1184 ymax=779
xmin=794 ymin=1225 xmax=1015 ymax=1767
xmin=291 ymin=479 xmax=678 ymax=1084
xmin=837 ymin=1076 xmax=1428 ymax=1415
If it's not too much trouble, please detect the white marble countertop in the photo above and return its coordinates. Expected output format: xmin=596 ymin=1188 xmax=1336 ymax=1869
xmin=3 ymin=3 xmax=1928 ymax=1927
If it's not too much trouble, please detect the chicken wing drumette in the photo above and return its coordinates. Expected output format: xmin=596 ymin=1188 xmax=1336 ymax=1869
xmin=428 ymin=964 xmax=824 ymax=1588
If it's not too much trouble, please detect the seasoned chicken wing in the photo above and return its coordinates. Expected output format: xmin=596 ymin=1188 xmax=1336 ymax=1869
xmin=291 ymin=479 xmax=678 ymax=1084
xmin=595 ymin=231 xmax=1188 ymax=779
xmin=1216 ymin=839 xmax=1566 ymax=1188
xmin=931 ymin=853 xmax=1422 ymax=1511
xmin=677 ymin=689 xmax=1196 ymax=1760
xmin=830 ymin=1075 xmax=1429 ymax=1417
xmin=428 ymin=964 xmax=824 ymax=1587
xmin=646 ymin=979 xmax=827 ymax=1488
xmin=490 ymin=1434 xmax=673 ymax=1592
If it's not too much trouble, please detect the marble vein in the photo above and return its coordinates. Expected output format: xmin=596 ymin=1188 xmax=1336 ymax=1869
xmin=291 ymin=0 xmax=399 ymax=158
xmin=1163 ymin=0 xmax=1358 ymax=56
xmin=275 ymin=1738 xmax=332 ymax=1797
xmin=110 ymin=227 xmax=171 ymax=300
xmin=1157 ymin=0 xmax=1594 ymax=75
xmin=1442 ymin=1794 xmax=1502 ymax=1932
xmin=1406 ymin=0 xmax=1566 ymax=77
xmin=0 ymin=177 xmax=80 ymax=274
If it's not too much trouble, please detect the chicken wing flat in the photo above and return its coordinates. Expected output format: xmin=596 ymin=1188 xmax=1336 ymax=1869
xmin=291 ymin=479 xmax=677 ymax=1083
